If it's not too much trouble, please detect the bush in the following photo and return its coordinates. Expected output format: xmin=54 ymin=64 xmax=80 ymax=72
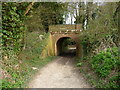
xmin=91 ymin=47 xmax=118 ymax=77
xmin=91 ymin=47 xmax=119 ymax=88
xmin=2 ymin=2 xmax=29 ymax=52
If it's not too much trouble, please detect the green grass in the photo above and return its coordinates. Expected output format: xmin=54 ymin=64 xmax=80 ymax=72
xmin=2 ymin=31 xmax=56 ymax=88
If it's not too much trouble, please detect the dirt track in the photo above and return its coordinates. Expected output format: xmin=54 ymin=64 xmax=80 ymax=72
xmin=28 ymin=55 xmax=91 ymax=88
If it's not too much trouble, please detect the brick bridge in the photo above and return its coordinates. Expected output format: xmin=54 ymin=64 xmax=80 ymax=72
xmin=49 ymin=24 xmax=83 ymax=57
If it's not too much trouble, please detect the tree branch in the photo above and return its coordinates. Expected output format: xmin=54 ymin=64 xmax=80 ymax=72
xmin=24 ymin=1 xmax=35 ymax=16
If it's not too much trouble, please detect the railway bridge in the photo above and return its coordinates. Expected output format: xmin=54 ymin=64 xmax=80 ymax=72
xmin=49 ymin=24 xmax=83 ymax=57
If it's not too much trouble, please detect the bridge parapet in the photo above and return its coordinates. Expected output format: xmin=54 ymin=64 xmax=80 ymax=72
xmin=50 ymin=29 xmax=82 ymax=35
xmin=49 ymin=24 xmax=82 ymax=33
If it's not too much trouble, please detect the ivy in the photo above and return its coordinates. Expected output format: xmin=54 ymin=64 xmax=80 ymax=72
xmin=2 ymin=2 xmax=28 ymax=52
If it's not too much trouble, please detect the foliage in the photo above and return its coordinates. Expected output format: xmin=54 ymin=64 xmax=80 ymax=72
xmin=74 ymin=2 xmax=119 ymax=30
xmin=79 ymin=3 xmax=119 ymax=55
xmin=2 ymin=2 xmax=29 ymax=52
xmin=91 ymin=47 xmax=119 ymax=88
xmin=1 ymin=2 xmax=66 ymax=88
xmin=2 ymin=32 xmax=55 ymax=88
xmin=77 ymin=47 xmax=119 ymax=88
xmin=2 ymin=49 xmax=24 ymax=88
xmin=78 ymin=2 xmax=119 ymax=88
xmin=91 ymin=47 xmax=119 ymax=78
xmin=76 ymin=62 xmax=82 ymax=67
xmin=62 ymin=38 xmax=76 ymax=47
xmin=1 ymin=2 xmax=28 ymax=88
xmin=61 ymin=38 xmax=76 ymax=53
xmin=25 ymin=2 xmax=68 ymax=32
xmin=2 ymin=2 xmax=119 ymax=89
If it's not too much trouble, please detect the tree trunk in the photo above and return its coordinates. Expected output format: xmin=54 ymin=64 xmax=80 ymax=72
xmin=24 ymin=1 xmax=35 ymax=16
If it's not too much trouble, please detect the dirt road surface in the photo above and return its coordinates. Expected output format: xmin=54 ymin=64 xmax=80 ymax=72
xmin=28 ymin=55 xmax=91 ymax=88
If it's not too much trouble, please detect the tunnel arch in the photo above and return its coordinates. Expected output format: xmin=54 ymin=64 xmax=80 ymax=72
xmin=51 ymin=33 xmax=83 ymax=57
xmin=56 ymin=36 xmax=77 ymax=56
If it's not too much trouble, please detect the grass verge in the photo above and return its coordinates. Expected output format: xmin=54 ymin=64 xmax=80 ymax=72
xmin=1 ymin=31 xmax=56 ymax=88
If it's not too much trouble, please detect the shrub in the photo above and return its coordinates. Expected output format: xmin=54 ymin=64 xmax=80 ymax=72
xmin=91 ymin=47 xmax=118 ymax=77
xmin=91 ymin=47 xmax=119 ymax=88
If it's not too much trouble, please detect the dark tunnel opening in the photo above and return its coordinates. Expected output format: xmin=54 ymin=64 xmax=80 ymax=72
xmin=56 ymin=37 xmax=76 ymax=57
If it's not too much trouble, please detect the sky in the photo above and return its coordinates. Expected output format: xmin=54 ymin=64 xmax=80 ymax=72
xmin=64 ymin=1 xmax=106 ymax=24
xmin=65 ymin=12 xmax=76 ymax=24
xmin=64 ymin=3 xmax=79 ymax=24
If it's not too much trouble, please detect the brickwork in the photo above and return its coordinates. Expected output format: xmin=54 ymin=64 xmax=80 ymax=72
xmin=49 ymin=24 xmax=82 ymax=32
xmin=49 ymin=24 xmax=83 ymax=58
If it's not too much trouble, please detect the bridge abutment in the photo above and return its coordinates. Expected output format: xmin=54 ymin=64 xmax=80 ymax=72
xmin=48 ymin=24 xmax=83 ymax=58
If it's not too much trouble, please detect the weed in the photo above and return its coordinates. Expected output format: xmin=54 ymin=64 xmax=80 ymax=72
xmin=2 ymin=32 xmax=55 ymax=88
xmin=91 ymin=47 xmax=119 ymax=78
xmin=76 ymin=63 xmax=82 ymax=67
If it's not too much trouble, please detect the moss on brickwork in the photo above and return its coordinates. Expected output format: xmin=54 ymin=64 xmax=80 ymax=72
xmin=49 ymin=24 xmax=82 ymax=32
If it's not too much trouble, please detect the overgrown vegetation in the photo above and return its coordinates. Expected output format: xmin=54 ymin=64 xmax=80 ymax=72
xmin=91 ymin=47 xmax=118 ymax=78
xmin=77 ymin=47 xmax=119 ymax=88
xmin=2 ymin=2 xmax=28 ymax=52
xmin=1 ymin=1 xmax=120 ymax=88
xmin=91 ymin=47 xmax=119 ymax=88
xmin=1 ymin=31 xmax=55 ymax=88
xmin=77 ymin=2 xmax=120 ymax=88
xmin=1 ymin=2 xmax=66 ymax=88
xmin=25 ymin=2 xmax=68 ymax=32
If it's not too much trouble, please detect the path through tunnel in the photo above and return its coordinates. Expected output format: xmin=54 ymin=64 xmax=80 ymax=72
xmin=56 ymin=37 xmax=77 ymax=57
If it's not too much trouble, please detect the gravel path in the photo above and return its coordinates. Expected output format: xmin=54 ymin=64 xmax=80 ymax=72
xmin=28 ymin=56 xmax=91 ymax=88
